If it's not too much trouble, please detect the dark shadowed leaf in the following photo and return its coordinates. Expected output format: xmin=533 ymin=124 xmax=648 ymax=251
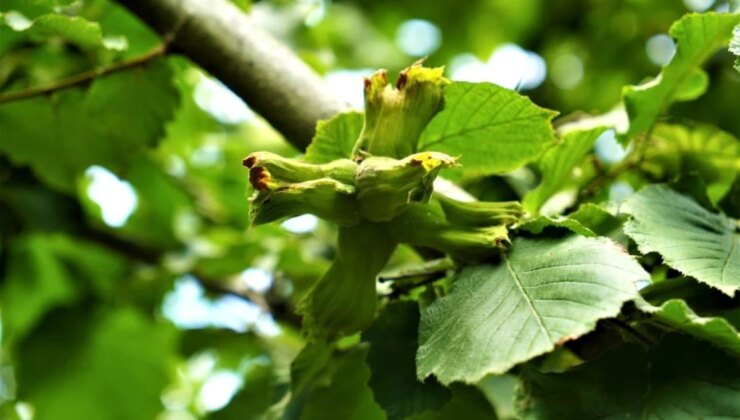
xmin=16 ymin=307 xmax=176 ymax=420
xmin=363 ymin=302 xmax=451 ymax=419
xmin=517 ymin=334 xmax=740 ymax=418
xmin=284 ymin=343 xmax=385 ymax=420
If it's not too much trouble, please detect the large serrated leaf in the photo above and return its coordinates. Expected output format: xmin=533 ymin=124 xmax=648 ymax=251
xmin=417 ymin=235 xmax=646 ymax=385
xmin=623 ymin=12 xmax=740 ymax=138
xmin=303 ymin=111 xmax=364 ymax=163
xmin=517 ymin=334 xmax=740 ymax=419
xmin=622 ymin=185 xmax=739 ymax=295
xmin=635 ymin=297 xmax=740 ymax=355
xmin=418 ymin=82 xmax=557 ymax=178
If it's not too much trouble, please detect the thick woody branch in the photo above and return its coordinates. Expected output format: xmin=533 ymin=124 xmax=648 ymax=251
xmin=115 ymin=0 xmax=349 ymax=150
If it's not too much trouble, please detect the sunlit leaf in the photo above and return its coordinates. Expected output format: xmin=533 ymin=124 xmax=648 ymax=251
xmin=635 ymin=297 xmax=740 ymax=355
xmin=622 ymin=184 xmax=739 ymax=295
xmin=417 ymin=235 xmax=646 ymax=384
xmin=418 ymin=82 xmax=557 ymax=178
xmin=623 ymin=12 xmax=740 ymax=138
xmin=303 ymin=111 xmax=364 ymax=163
xmin=518 ymin=203 xmax=622 ymax=237
xmin=517 ymin=215 xmax=596 ymax=237
xmin=26 ymin=14 xmax=105 ymax=51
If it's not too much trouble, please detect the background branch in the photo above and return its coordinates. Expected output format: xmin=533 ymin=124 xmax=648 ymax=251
xmin=0 ymin=44 xmax=167 ymax=104
xmin=115 ymin=0 xmax=349 ymax=150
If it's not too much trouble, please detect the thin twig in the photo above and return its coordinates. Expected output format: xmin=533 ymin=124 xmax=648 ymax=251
xmin=578 ymin=158 xmax=638 ymax=201
xmin=193 ymin=270 xmax=271 ymax=312
xmin=578 ymin=127 xmax=655 ymax=202
xmin=0 ymin=44 xmax=168 ymax=104
xmin=83 ymin=227 xmax=275 ymax=314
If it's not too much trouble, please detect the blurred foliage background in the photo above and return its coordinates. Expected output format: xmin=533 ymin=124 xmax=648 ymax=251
xmin=0 ymin=0 xmax=738 ymax=418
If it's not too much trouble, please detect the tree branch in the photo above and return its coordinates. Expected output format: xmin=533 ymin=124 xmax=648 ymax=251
xmin=0 ymin=44 xmax=167 ymax=104
xmin=114 ymin=0 xmax=349 ymax=150
xmin=84 ymin=226 xmax=296 ymax=324
xmin=578 ymin=129 xmax=654 ymax=202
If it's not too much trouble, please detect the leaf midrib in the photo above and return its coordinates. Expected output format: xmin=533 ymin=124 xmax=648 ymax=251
xmin=421 ymin=113 xmax=545 ymax=150
xmin=503 ymin=254 xmax=553 ymax=345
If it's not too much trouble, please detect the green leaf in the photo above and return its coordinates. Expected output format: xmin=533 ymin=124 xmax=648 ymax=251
xmin=417 ymin=235 xmax=646 ymax=384
xmin=362 ymin=302 xmax=451 ymax=419
xmin=523 ymin=127 xmax=606 ymax=214
xmin=478 ymin=374 xmax=518 ymax=419
xmin=642 ymin=123 xmax=739 ymax=204
xmin=303 ymin=111 xmax=364 ymax=163
xmin=623 ymin=12 xmax=740 ymax=138
xmin=0 ymin=59 xmax=178 ymax=192
xmin=517 ymin=215 xmax=596 ymax=237
xmin=636 ymin=297 xmax=740 ymax=355
xmin=409 ymin=385 xmax=496 ymax=420
xmin=622 ymin=184 xmax=739 ymax=295
xmin=16 ymin=307 xmax=176 ymax=420
xmin=730 ymin=24 xmax=740 ymax=73
xmin=26 ymin=14 xmax=105 ymax=51
xmin=0 ymin=235 xmax=77 ymax=343
xmin=517 ymin=203 xmax=622 ymax=237
xmin=0 ymin=234 xmax=126 ymax=342
xmin=418 ymin=82 xmax=557 ymax=178
xmin=284 ymin=343 xmax=385 ymax=420
xmin=1 ymin=13 xmax=110 ymax=53
xmin=566 ymin=203 xmax=623 ymax=236
xmin=517 ymin=334 xmax=740 ymax=419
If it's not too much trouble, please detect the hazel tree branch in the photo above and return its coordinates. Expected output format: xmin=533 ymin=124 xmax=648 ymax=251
xmin=115 ymin=0 xmax=349 ymax=150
